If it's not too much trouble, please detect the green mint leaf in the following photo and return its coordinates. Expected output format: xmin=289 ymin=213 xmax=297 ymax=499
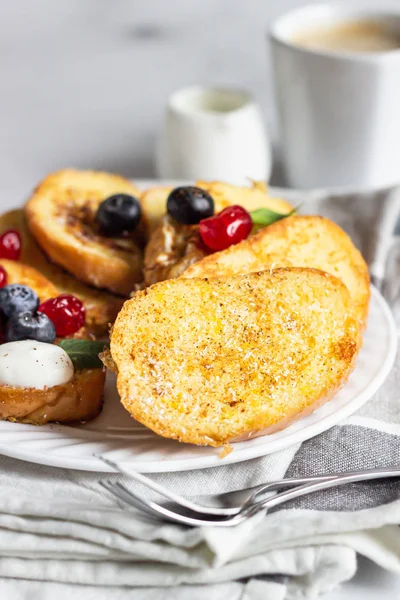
xmin=250 ymin=206 xmax=300 ymax=230
xmin=58 ymin=339 xmax=109 ymax=370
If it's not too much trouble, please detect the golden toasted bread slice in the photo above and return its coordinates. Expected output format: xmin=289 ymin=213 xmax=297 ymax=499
xmin=25 ymin=169 xmax=144 ymax=295
xmin=182 ymin=215 xmax=370 ymax=325
xmin=111 ymin=268 xmax=361 ymax=447
xmin=0 ymin=259 xmax=58 ymax=302
xmin=0 ymin=209 xmax=123 ymax=335
xmin=140 ymin=180 xmax=293 ymax=233
xmin=0 ymin=368 xmax=105 ymax=425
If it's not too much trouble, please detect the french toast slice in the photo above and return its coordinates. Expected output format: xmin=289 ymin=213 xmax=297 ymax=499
xmin=140 ymin=180 xmax=293 ymax=233
xmin=0 ymin=259 xmax=58 ymax=302
xmin=111 ymin=268 xmax=361 ymax=447
xmin=0 ymin=368 xmax=105 ymax=425
xmin=182 ymin=215 xmax=370 ymax=325
xmin=25 ymin=169 xmax=144 ymax=295
xmin=0 ymin=259 xmax=106 ymax=424
xmin=0 ymin=209 xmax=123 ymax=335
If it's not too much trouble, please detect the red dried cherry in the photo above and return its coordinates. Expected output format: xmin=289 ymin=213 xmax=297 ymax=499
xmin=0 ymin=266 xmax=7 ymax=288
xmin=0 ymin=230 xmax=21 ymax=260
xmin=38 ymin=294 xmax=85 ymax=337
xmin=199 ymin=205 xmax=253 ymax=252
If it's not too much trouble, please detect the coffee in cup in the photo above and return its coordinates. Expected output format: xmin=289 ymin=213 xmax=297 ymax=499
xmin=291 ymin=19 xmax=400 ymax=53
xmin=270 ymin=3 xmax=400 ymax=189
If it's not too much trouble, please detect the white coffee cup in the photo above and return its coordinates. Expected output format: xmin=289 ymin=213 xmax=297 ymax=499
xmin=270 ymin=3 xmax=400 ymax=190
xmin=156 ymin=86 xmax=271 ymax=185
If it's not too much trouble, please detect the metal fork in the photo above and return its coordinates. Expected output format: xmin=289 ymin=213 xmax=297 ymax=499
xmin=98 ymin=455 xmax=341 ymax=516
xmin=98 ymin=459 xmax=400 ymax=527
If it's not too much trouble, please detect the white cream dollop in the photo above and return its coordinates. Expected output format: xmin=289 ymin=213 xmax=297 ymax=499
xmin=0 ymin=340 xmax=74 ymax=390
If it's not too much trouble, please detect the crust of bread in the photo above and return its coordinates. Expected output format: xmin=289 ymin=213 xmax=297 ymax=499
xmin=25 ymin=169 xmax=144 ymax=295
xmin=140 ymin=180 xmax=293 ymax=234
xmin=0 ymin=368 xmax=105 ymax=425
xmin=182 ymin=215 xmax=370 ymax=325
xmin=0 ymin=209 xmax=123 ymax=335
xmin=0 ymin=259 xmax=59 ymax=302
xmin=111 ymin=268 xmax=361 ymax=447
xmin=196 ymin=180 xmax=293 ymax=214
xmin=140 ymin=186 xmax=175 ymax=234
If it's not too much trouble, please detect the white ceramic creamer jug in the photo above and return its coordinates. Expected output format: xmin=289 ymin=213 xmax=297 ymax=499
xmin=156 ymin=86 xmax=271 ymax=185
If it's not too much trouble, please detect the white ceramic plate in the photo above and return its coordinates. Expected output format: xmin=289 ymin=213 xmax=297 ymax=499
xmin=0 ymin=286 xmax=396 ymax=472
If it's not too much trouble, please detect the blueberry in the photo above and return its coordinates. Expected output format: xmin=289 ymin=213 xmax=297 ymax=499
xmin=4 ymin=311 xmax=56 ymax=343
xmin=96 ymin=194 xmax=142 ymax=236
xmin=167 ymin=186 xmax=214 ymax=225
xmin=0 ymin=284 xmax=39 ymax=318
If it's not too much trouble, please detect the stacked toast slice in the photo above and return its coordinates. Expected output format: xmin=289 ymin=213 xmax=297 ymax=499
xmin=111 ymin=185 xmax=369 ymax=447
xmin=0 ymin=172 xmax=369 ymax=438
xmin=182 ymin=215 xmax=370 ymax=326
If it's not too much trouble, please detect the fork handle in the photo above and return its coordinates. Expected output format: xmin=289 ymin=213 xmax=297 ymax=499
xmin=242 ymin=466 xmax=400 ymax=518
xmin=245 ymin=464 xmax=400 ymax=505
xmin=246 ymin=474 xmax=338 ymax=504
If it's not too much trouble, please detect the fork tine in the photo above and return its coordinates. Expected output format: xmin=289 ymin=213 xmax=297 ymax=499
xmin=97 ymin=454 xmax=238 ymax=517
xmin=97 ymin=454 xmax=196 ymax=499
xmin=99 ymin=480 xmax=159 ymax=520
xmin=108 ymin=481 xmax=244 ymax=527
xmin=102 ymin=479 xmax=192 ymax=525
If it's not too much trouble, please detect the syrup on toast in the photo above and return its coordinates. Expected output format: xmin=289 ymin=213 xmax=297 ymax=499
xmin=143 ymin=216 xmax=207 ymax=286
